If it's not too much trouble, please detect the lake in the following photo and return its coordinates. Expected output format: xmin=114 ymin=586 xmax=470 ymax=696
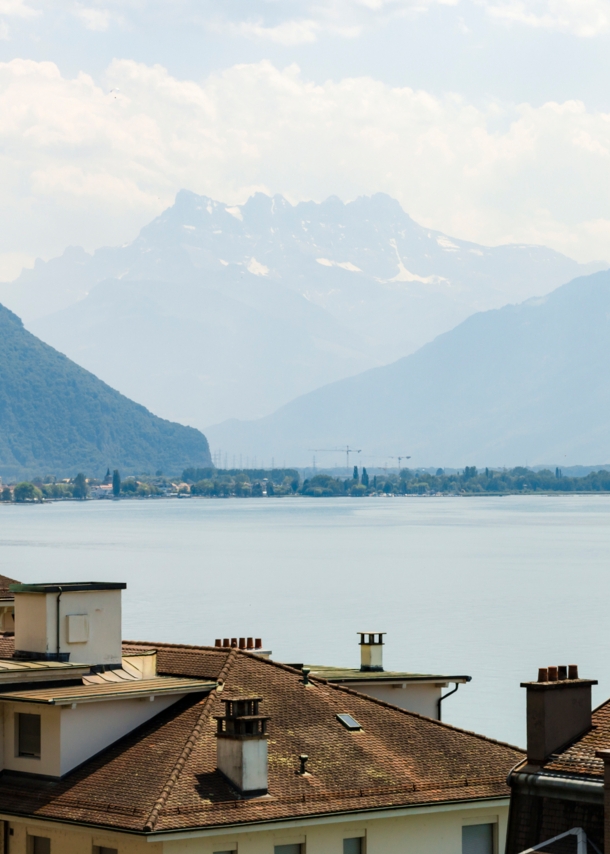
xmin=1 ymin=494 xmax=608 ymax=748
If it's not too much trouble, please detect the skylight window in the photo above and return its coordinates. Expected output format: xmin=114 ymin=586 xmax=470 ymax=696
xmin=336 ymin=713 xmax=362 ymax=731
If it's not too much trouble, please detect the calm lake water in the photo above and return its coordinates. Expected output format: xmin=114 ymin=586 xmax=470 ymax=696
xmin=1 ymin=495 xmax=608 ymax=748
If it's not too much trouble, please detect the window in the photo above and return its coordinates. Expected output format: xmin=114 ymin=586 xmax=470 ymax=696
xmin=274 ymin=846 xmax=302 ymax=854
xmin=336 ymin=714 xmax=362 ymax=731
xmin=27 ymin=836 xmax=50 ymax=854
xmin=344 ymin=838 xmax=364 ymax=854
xmin=93 ymin=848 xmax=118 ymax=854
xmin=18 ymin=713 xmax=41 ymax=758
xmin=462 ymin=824 xmax=494 ymax=854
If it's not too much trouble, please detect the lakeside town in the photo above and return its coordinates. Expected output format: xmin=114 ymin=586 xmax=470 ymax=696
xmin=3 ymin=465 xmax=610 ymax=502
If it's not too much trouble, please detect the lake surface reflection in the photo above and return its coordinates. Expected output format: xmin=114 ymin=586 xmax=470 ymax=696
xmin=1 ymin=495 xmax=608 ymax=747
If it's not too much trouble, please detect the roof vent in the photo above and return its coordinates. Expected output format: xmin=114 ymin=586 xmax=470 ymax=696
xmin=359 ymin=632 xmax=385 ymax=672
xmin=215 ymin=696 xmax=269 ymax=796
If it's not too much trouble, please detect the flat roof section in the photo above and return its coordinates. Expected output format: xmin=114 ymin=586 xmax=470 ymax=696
xmin=0 ymin=676 xmax=216 ymax=705
xmin=10 ymin=582 xmax=127 ymax=594
xmin=303 ymin=666 xmax=471 ymax=684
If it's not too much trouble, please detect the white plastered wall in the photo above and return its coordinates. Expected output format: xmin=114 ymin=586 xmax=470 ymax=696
xmin=13 ymin=593 xmax=48 ymax=656
xmin=353 ymin=682 xmax=442 ymax=719
xmin=59 ymin=693 xmax=186 ymax=776
xmin=0 ymin=792 xmax=508 ymax=853
xmin=2 ymin=702 xmax=61 ymax=776
xmin=14 ymin=589 xmax=122 ymax=665
xmin=1 ymin=817 xmax=162 ymax=854
xmin=0 ymin=694 xmax=186 ymax=776
xmin=162 ymin=800 xmax=509 ymax=854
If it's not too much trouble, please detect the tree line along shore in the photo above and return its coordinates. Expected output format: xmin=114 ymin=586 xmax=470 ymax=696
xmin=3 ymin=465 xmax=610 ymax=502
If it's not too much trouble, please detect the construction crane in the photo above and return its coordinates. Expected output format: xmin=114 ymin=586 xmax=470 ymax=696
xmin=309 ymin=446 xmax=362 ymax=472
xmin=389 ymin=455 xmax=411 ymax=472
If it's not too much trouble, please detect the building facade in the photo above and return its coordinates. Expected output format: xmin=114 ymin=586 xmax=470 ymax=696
xmin=0 ymin=581 xmax=522 ymax=854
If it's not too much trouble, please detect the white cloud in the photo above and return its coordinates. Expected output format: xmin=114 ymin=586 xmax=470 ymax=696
xmin=482 ymin=0 xmax=610 ymax=36
xmin=0 ymin=58 xmax=609 ymax=268
xmin=0 ymin=0 xmax=38 ymax=16
xmin=234 ymin=19 xmax=322 ymax=45
xmin=72 ymin=5 xmax=114 ymax=31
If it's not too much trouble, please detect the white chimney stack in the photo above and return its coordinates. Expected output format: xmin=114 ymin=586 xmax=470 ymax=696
xmin=359 ymin=632 xmax=385 ymax=672
xmin=215 ymin=697 xmax=269 ymax=796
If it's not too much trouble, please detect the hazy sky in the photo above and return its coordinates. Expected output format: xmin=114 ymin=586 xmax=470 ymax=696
xmin=0 ymin=0 xmax=609 ymax=278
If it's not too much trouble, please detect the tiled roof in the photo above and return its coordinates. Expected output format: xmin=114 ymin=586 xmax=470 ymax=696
xmin=0 ymin=634 xmax=15 ymax=657
xmin=0 ymin=641 xmax=522 ymax=834
xmin=541 ymin=699 xmax=610 ymax=778
xmin=0 ymin=574 xmax=19 ymax=599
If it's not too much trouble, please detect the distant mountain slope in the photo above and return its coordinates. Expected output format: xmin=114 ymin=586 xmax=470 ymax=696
xmin=0 ymin=191 xmax=603 ymax=429
xmin=0 ymin=304 xmax=211 ymax=479
xmin=205 ymin=270 xmax=610 ymax=468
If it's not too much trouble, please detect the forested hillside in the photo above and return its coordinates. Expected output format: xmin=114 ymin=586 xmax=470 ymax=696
xmin=0 ymin=304 xmax=211 ymax=479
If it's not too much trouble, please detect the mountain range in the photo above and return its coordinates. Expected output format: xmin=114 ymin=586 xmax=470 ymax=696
xmin=205 ymin=270 xmax=610 ymax=468
xmin=0 ymin=303 xmax=211 ymax=479
xmin=0 ymin=191 xmax=602 ymax=430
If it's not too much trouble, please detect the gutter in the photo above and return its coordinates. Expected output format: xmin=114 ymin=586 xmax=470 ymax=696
xmin=0 ymin=795 xmax=511 ymax=841
xmin=509 ymin=771 xmax=603 ymax=805
xmin=56 ymin=587 xmax=62 ymax=660
xmin=437 ymin=677 xmax=472 ymax=720
xmin=142 ymin=795 xmax=510 ymax=842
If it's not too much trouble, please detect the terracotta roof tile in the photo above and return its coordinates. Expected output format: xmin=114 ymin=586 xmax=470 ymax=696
xmin=0 ymin=634 xmax=15 ymax=657
xmin=0 ymin=641 xmax=523 ymax=834
xmin=543 ymin=699 xmax=610 ymax=778
xmin=0 ymin=574 xmax=19 ymax=599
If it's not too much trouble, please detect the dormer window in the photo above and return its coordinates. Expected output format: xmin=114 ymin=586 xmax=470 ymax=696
xmin=17 ymin=713 xmax=41 ymax=758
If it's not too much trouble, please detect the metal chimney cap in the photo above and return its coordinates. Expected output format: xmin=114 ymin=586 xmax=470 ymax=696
xmin=358 ymin=632 xmax=385 ymax=645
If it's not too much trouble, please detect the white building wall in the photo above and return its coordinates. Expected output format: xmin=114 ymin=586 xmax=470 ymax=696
xmin=0 ymin=797 xmax=509 ymax=853
xmin=60 ymin=693 xmax=188 ymax=775
xmin=162 ymin=801 xmax=509 ymax=854
xmin=13 ymin=593 xmax=48 ymax=656
xmin=2 ymin=702 xmax=61 ymax=776
xmin=353 ymin=682 xmax=442 ymax=719
xmin=14 ymin=589 xmax=123 ymax=665
xmin=0 ymin=694 xmax=186 ymax=776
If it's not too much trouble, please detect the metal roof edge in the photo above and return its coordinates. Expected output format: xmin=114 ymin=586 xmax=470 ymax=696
xmin=10 ymin=582 xmax=127 ymax=593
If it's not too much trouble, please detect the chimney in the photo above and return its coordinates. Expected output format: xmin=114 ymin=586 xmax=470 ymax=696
xmin=215 ymin=696 xmax=269 ymax=796
xmin=522 ymin=665 xmax=597 ymax=765
xmin=214 ymin=637 xmax=272 ymax=659
xmin=359 ymin=632 xmax=385 ymax=672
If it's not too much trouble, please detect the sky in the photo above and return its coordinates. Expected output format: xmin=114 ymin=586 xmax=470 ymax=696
xmin=0 ymin=0 xmax=609 ymax=279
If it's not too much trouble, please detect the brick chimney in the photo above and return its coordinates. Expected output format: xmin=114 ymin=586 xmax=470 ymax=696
xmin=359 ymin=632 xmax=385 ymax=672
xmin=522 ymin=665 xmax=597 ymax=765
xmin=215 ymin=696 xmax=269 ymax=796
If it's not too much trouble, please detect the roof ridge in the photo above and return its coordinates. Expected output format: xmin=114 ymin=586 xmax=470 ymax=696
xmin=143 ymin=648 xmax=237 ymax=832
xmin=123 ymin=639 xmax=308 ymax=677
xmin=318 ymin=678 xmax=524 ymax=753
